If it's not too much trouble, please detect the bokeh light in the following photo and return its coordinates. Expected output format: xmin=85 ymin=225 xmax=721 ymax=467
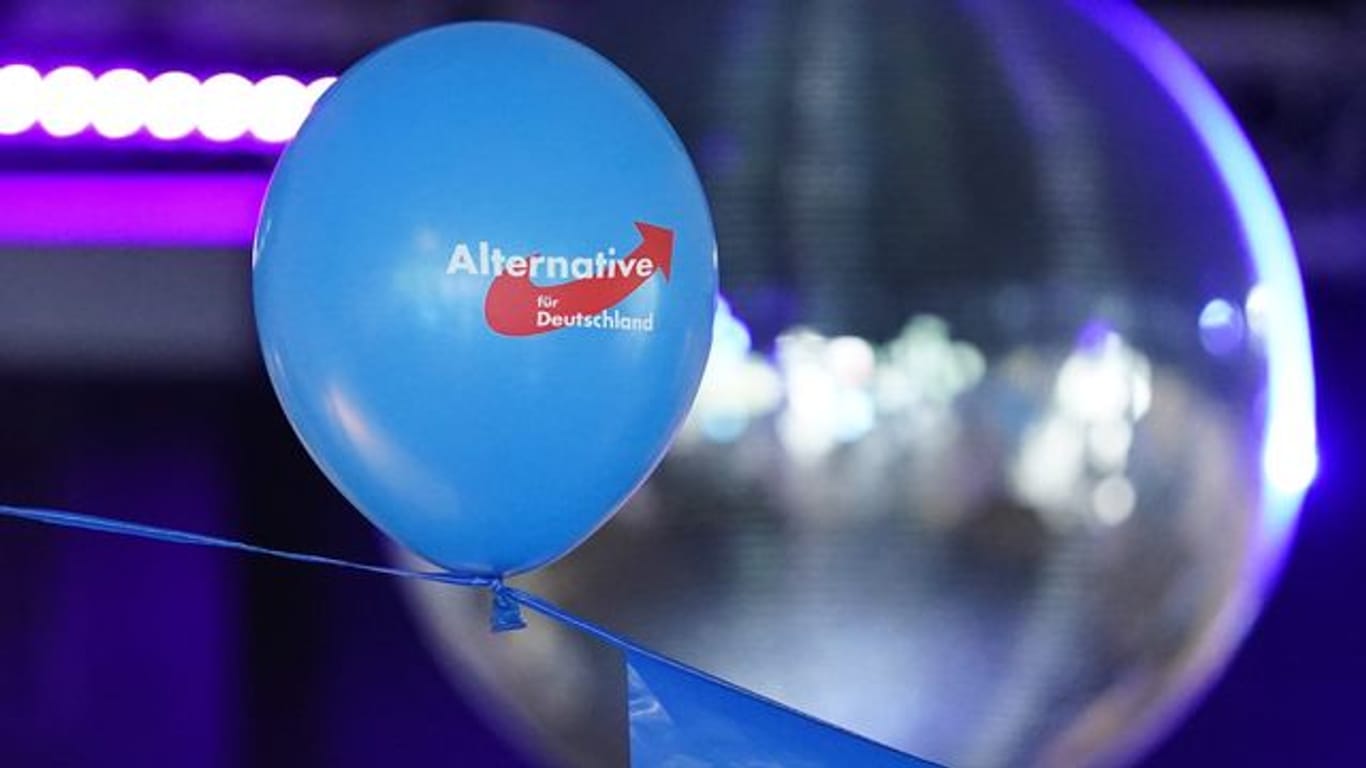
xmin=145 ymin=71 xmax=201 ymax=140
xmin=0 ymin=64 xmax=332 ymax=146
xmin=0 ymin=64 xmax=42 ymax=135
xmin=90 ymin=68 xmax=148 ymax=139
xmin=36 ymin=66 xmax=96 ymax=137
xmin=249 ymin=75 xmax=308 ymax=142
xmin=197 ymin=73 xmax=254 ymax=142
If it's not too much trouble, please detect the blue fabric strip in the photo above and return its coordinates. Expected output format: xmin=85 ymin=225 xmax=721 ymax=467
xmin=506 ymin=587 xmax=942 ymax=766
xmin=626 ymin=651 xmax=939 ymax=767
xmin=0 ymin=503 xmax=937 ymax=766
xmin=0 ymin=504 xmax=495 ymax=588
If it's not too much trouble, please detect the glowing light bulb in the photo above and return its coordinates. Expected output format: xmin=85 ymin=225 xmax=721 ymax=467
xmin=304 ymin=76 xmax=336 ymax=110
xmin=91 ymin=68 xmax=149 ymax=139
xmin=198 ymin=73 xmax=253 ymax=142
xmin=249 ymin=75 xmax=307 ymax=142
xmin=0 ymin=64 xmax=42 ymax=135
xmin=145 ymin=72 xmax=200 ymax=140
xmin=38 ymin=66 xmax=96 ymax=137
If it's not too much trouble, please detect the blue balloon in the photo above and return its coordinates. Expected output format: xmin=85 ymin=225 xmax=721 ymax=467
xmin=254 ymin=22 xmax=716 ymax=576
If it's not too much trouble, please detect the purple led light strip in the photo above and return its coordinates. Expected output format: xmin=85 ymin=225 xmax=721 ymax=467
xmin=0 ymin=64 xmax=334 ymax=149
xmin=0 ymin=173 xmax=267 ymax=247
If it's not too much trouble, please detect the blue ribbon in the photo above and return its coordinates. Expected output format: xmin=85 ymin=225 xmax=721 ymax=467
xmin=0 ymin=503 xmax=496 ymax=588
xmin=0 ymin=503 xmax=938 ymax=766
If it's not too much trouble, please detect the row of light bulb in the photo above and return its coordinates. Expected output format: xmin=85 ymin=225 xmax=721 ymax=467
xmin=0 ymin=64 xmax=335 ymax=144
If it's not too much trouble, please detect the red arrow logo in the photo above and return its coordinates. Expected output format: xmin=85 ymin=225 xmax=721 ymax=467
xmin=484 ymin=222 xmax=674 ymax=337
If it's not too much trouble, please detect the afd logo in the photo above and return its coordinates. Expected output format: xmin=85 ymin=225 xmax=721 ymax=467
xmin=444 ymin=222 xmax=674 ymax=337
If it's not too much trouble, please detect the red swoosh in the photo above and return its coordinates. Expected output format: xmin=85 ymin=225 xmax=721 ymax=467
xmin=484 ymin=222 xmax=674 ymax=337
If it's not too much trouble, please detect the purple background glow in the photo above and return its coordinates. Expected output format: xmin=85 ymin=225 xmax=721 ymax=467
xmin=0 ymin=174 xmax=266 ymax=246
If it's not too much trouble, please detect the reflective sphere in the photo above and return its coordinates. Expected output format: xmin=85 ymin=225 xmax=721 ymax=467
xmin=399 ymin=2 xmax=1315 ymax=766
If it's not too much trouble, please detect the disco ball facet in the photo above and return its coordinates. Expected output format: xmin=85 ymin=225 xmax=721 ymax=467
xmin=399 ymin=2 xmax=1315 ymax=766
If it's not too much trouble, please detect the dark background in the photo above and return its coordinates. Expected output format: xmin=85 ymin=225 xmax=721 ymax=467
xmin=1 ymin=1 xmax=1363 ymax=765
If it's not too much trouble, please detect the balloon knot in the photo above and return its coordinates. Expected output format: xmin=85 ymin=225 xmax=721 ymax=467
xmin=489 ymin=579 xmax=526 ymax=634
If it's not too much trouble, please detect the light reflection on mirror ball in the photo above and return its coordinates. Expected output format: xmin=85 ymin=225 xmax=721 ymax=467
xmin=398 ymin=2 xmax=1315 ymax=766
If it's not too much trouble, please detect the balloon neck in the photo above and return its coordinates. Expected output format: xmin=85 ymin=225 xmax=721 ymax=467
xmin=489 ymin=579 xmax=527 ymax=633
